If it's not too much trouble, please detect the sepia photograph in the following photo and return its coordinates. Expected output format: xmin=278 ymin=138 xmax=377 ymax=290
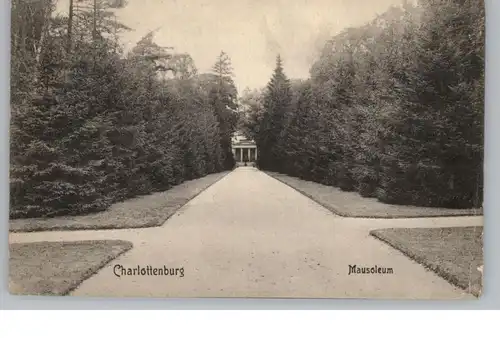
xmin=8 ymin=0 xmax=484 ymax=299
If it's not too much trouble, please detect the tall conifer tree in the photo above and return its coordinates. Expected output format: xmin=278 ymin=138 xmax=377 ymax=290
xmin=257 ymin=55 xmax=292 ymax=171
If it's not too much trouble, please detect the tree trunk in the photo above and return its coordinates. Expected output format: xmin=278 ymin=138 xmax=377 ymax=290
xmin=93 ymin=0 xmax=98 ymax=41
xmin=33 ymin=1 xmax=53 ymax=87
xmin=67 ymin=0 xmax=74 ymax=53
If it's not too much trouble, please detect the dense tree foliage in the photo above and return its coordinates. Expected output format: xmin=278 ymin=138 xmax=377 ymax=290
xmin=10 ymin=1 xmax=231 ymax=218
xmin=238 ymin=87 xmax=266 ymax=141
xmin=10 ymin=0 xmax=484 ymax=217
xmin=209 ymin=51 xmax=239 ymax=170
xmin=256 ymin=55 xmax=292 ymax=172
xmin=250 ymin=0 xmax=484 ymax=208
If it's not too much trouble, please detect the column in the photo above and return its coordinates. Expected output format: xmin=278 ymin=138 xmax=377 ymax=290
xmin=240 ymin=147 xmax=243 ymax=162
xmin=254 ymin=147 xmax=257 ymax=162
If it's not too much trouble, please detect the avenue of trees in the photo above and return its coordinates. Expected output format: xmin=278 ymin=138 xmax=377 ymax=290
xmin=10 ymin=0 xmax=238 ymax=218
xmin=245 ymin=0 xmax=484 ymax=208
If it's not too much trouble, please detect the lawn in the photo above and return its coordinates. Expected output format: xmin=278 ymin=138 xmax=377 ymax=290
xmin=9 ymin=240 xmax=133 ymax=296
xmin=370 ymin=226 xmax=483 ymax=296
xmin=266 ymin=172 xmax=482 ymax=218
xmin=10 ymin=171 xmax=229 ymax=232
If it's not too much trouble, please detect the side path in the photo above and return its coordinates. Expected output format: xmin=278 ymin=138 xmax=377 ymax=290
xmin=10 ymin=167 xmax=474 ymax=299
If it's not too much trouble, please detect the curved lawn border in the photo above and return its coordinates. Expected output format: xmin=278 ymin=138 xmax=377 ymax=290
xmin=264 ymin=171 xmax=482 ymax=219
xmin=9 ymin=240 xmax=133 ymax=296
xmin=10 ymin=171 xmax=231 ymax=233
xmin=370 ymin=228 xmax=482 ymax=297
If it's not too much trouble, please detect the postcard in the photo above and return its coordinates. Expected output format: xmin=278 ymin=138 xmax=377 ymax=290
xmin=9 ymin=0 xmax=484 ymax=299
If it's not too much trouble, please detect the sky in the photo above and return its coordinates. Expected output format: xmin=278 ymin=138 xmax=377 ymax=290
xmin=56 ymin=0 xmax=405 ymax=91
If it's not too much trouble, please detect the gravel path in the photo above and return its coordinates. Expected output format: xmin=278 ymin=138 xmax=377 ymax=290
xmin=9 ymin=167 xmax=479 ymax=299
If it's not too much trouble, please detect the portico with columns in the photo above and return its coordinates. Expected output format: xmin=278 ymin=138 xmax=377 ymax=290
xmin=231 ymin=132 xmax=257 ymax=166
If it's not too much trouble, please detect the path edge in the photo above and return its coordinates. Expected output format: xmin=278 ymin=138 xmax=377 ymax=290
xmin=9 ymin=171 xmax=232 ymax=233
xmin=369 ymin=229 xmax=481 ymax=298
xmin=8 ymin=239 xmax=134 ymax=296
xmin=62 ymin=240 xmax=134 ymax=296
xmin=263 ymin=171 xmax=483 ymax=219
xmin=261 ymin=170 xmax=348 ymax=218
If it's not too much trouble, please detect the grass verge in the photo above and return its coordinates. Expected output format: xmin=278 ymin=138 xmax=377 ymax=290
xmin=265 ymin=171 xmax=482 ymax=218
xmin=9 ymin=240 xmax=133 ymax=296
xmin=370 ymin=226 xmax=483 ymax=297
xmin=10 ymin=171 xmax=229 ymax=232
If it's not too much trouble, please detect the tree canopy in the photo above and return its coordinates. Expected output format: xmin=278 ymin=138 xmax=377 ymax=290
xmin=248 ymin=0 xmax=484 ymax=208
xmin=10 ymin=1 xmax=233 ymax=218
